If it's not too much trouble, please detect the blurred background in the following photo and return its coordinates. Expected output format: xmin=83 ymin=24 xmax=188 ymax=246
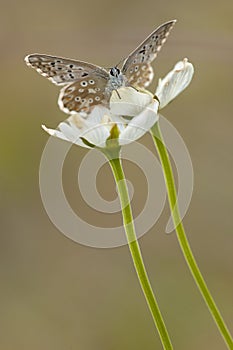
xmin=1 ymin=0 xmax=233 ymax=349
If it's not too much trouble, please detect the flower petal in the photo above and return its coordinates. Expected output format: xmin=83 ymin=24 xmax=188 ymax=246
xmin=110 ymin=87 xmax=153 ymax=116
xmin=42 ymin=123 xmax=91 ymax=148
xmin=109 ymin=114 xmax=126 ymax=133
xmin=42 ymin=124 xmax=70 ymax=142
xmin=42 ymin=109 xmax=111 ymax=148
xmin=155 ymin=58 xmax=194 ymax=109
xmin=87 ymin=105 xmax=110 ymax=124
xmin=119 ymin=100 xmax=159 ymax=145
xmin=67 ymin=112 xmax=111 ymax=148
xmin=81 ymin=123 xmax=110 ymax=147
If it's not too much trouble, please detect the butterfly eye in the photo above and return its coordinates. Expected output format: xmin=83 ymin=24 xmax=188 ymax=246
xmin=109 ymin=68 xmax=115 ymax=76
xmin=26 ymin=21 xmax=176 ymax=115
xmin=110 ymin=67 xmax=121 ymax=77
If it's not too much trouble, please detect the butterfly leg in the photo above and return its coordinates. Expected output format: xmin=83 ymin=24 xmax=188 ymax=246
xmin=129 ymin=85 xmax=139 ymax=92
xmin=115 ymin=89 xmax=121 ymax=99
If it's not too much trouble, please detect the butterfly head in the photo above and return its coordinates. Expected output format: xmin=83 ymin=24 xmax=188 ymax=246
xmin=109 ymin=67 xmax=121 ymax=78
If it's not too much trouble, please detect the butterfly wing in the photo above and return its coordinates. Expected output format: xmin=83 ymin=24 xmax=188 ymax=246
xmin=25 ymin=54 xmax=110 ymax=113
xmin=25 ymin=54 xmax=109 ymax=85
xmin=122 ymin=20 xmax=176 ymax=88
xmin=59 ymin=74 xmax=109 ymax=114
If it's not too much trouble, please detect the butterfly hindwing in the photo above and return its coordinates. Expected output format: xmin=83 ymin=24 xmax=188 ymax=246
xmin=124 ymin=63 xmax=154 ymax=88
xmin=25 ymin=21 xmax=176 ymax=114
xmin=58 ymin=74 xmax=109 ymax=114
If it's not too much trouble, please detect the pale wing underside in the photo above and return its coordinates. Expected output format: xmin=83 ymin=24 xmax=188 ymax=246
xmin=125 ymin=63 xmax=154 ymax=88
xmin=59 ymin=74 xmax=109 ymax=114
xmin=25 ymin=21 xmax=176 ymax=113
xmin=25 ymin=54 xmax=109 ymax=85
xmin=122 ymin=20 xmax=176 ymax=88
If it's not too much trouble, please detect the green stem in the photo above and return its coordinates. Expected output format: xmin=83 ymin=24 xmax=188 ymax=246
xmin=104 ymin=148 xmax=174 ymax=350
xmin=151 ymin=122 xmax=233 ymax=349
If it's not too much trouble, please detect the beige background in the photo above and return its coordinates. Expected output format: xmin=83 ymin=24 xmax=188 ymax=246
xmin=1 ymin=0 xmax=233 ymax=349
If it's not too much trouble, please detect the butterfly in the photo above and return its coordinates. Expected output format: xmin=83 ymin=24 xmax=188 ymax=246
xmin=25 ymin=20 xmax=176 ymax=115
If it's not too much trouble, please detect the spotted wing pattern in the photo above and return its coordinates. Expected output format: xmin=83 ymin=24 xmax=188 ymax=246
xmin=25 ymin=54 xmax=110 ymax=113
xmin=59 ymin=74 xmax=109 ymax=114
xmin=124 ymin=62 xmax=154 ymax=88
xmin=25 ymin=21 xmax=176 ymax=113
xmin=25 ymin=54 xmax=109 ymax=85
xmin=122 ymin=20 xmax=176 ymax=88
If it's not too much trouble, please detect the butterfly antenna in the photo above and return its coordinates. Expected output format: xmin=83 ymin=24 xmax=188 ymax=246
xmin=116 ymin=57 xmax=126 ymax=68
xmin=104 ymin=57 xmax=126 ymax=71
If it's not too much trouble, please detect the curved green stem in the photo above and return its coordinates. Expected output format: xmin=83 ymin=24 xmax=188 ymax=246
xmin=103 ymin=148 xmax=173 ymax=350
xmin=151 ymin=122 xmax=233 ymax=349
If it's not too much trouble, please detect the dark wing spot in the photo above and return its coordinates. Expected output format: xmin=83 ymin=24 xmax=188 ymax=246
xmin=139 ymin=49 xmax=146 ymax=54
xmin=69 ymin=64 xmax=74 ymax=68
xmin=81 ymin=72 xmax=88 ymax=77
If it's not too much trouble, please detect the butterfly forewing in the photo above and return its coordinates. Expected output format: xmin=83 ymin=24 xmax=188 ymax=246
xmin=25 ymin=54 xmax=109 ymax=85
xmin=122 ymin=20 xmax=176 ymax=88
xmin=25 ymin=20 xmax=176 ymax=114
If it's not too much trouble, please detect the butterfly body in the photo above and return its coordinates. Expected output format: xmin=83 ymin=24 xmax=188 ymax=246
xmin=106 ymin=67 xmax=127 ymax=96
xmin=25 ymin=20 xmax=176 ymax=114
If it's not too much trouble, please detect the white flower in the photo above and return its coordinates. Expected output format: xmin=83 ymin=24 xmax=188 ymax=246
xmin=42 ymin=87 xmax=159 ymax=149
xmin=42 ymin=58 xmax=194 ymax=148
xmin=155 ymin=58 xmax=194 ymax=109
xmin=110 ymin=87 xmax=153 ymax=117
